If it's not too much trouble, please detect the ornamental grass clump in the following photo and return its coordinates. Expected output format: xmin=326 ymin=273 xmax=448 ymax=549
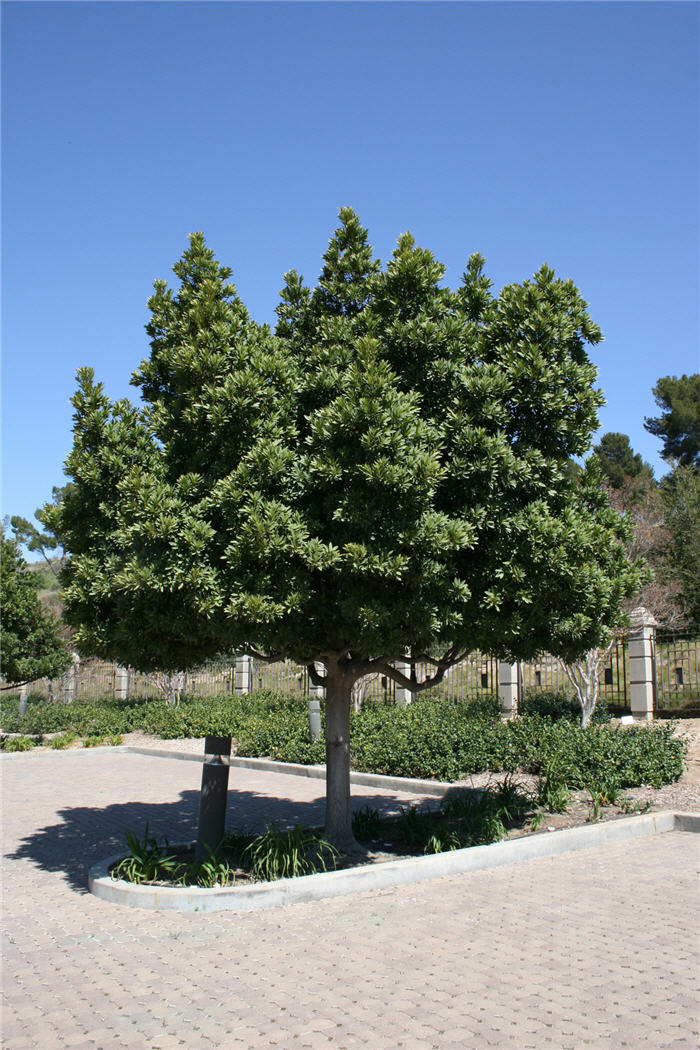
xmin=241 ymin=825 xmax=338 ymax=881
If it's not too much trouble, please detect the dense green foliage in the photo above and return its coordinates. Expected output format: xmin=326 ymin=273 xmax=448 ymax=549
xmin=591 ymin=432 xmax=654 ymax=490
xmin=111 ymin=823 xmax=337 ymax=886
xmin=56 ymin=210 xmax=640 ymax=674
xmin=53 ymin=209 xmax=647 ymax=845
xmin=1 ymin=692 xmax=684 ymax=788
xmin=644 ymin=374 xmax=700 ymax=468
xmin=661 ymin=464 xmax=700 ymax=624
xmin=518 ymin=690 xmax=610 ymax=724
xmin=0 ymin=531 xmax=71 ymax=686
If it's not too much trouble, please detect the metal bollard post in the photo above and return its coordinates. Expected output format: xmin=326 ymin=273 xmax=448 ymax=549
xmin=195 ymin=735 xmax=232 ymax=861
xmin=308 ymin=698 xmax=322 ymax=743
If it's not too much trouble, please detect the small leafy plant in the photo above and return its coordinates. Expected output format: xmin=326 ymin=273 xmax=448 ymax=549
xmin=176 ymin=845 xmax=237 ymax=888
xmin=1 ymin=735 xmax=39 ymax=752
xmin=83 ymin=735 xmax=107 ymax=748
xmin=50 ymin=733 xmax=78 ymax=750
xmin=586 ymin=773 xmax=621 ymax=821
xmin=242 ymin=825 xmax=338 ymax=881
xmin=352 ymin=805 xmax=383 ymax=839
xmin=535 ymin=761 xmax=571 ymax=813
xmin=112 ymin=825 xmax=178 ymax=884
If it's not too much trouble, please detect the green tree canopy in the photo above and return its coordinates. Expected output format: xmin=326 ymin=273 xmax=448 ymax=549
xmin=10 ymin=485 xmax=72 ymax=575
xmin=591 ymin=432 xmax=654 ymax=491
xmin=661 ymin=464 xmax=700 ymax=624
xmin=55 ymin=210 xmax=643 ymax=845
xmin=644 ymin=374 xmax=700 ymax=467
xmin=0 ymin=530 xmax=72 ymax=687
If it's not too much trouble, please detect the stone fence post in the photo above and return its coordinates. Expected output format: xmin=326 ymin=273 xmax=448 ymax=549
xmin=393 ymin=658 xmax=413 ymax=707
xmin=498 ymin=661 xmax=519 ymax=718
xmin=114 ymin=666 xmax=130 ymax=701
xmin=629 ymin=607 xmax=657 ymax=721
xmin=307 ymin=662 xmax=326 ymax=700
xmin=307 ymin=662 xmax=325 ymax=743
xmin=234 ymin=653 xmax=253 ymax=696
xmin=64 ymin=653 xmax=80 ymax=704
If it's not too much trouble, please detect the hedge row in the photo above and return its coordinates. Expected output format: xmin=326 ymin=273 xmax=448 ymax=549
xmin=0 ymin=691 xmax=685 ymax=788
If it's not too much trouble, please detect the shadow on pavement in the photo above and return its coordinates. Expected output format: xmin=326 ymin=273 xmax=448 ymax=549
xmin=5 ymin=782 xmax=449 ymax=894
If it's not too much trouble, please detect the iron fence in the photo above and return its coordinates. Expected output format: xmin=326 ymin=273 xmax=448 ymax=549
xmin=250 ymin=659 xmax=309 ymax=698
xmin=653 ymin=629 xmax=700 ymax=713
xmin=14 ymin=632 xmax=699 ymax=714
xmin=520 ymin=638 xmax=630 ymax=709
xmin=415 ymin=653 xmax=498 ymax=702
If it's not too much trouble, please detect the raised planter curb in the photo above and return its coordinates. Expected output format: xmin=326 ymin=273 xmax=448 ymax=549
xmin=89 ymin=810 xmax=700 ymax=913
xmin=120 ymin=746 xmax=457 ymax=797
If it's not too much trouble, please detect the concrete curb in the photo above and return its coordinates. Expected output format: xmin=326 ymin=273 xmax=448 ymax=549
xmin=89 ymin=811 xmax=700 ymax=913
xmin=120 ymin=746 xmax=459 ymax=797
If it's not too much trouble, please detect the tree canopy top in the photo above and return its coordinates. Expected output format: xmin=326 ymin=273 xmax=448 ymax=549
xmin=55 ymin=209 xmax=641 ymax=675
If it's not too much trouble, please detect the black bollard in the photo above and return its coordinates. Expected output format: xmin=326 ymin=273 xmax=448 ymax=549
xmin=195 ymin=735 xmax=232 ymax=862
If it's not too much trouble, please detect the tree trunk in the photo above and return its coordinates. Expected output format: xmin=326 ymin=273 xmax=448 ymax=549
xmin=323 ymin=663 xmax=356 ymax=851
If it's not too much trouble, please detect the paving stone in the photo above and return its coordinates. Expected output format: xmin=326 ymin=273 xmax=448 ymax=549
xmin=2 ymin=749 xmax=699 ymax=1050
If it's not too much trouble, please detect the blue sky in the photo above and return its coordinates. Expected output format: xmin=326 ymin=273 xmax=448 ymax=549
xmin=2 ymin=1 xmax=698 ymax=544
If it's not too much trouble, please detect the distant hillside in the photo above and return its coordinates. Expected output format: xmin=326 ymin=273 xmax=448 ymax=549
xmin=25 ymin=558 xmax=64 ymax=624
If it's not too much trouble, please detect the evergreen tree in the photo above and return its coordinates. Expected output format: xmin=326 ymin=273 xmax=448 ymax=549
xmin=662 ymin=465 xmax=700 ymax=624
xmin=1 ymin=530 xmax=71 ymax=687
xmin=591 ymin=432 xmax=654 ymax=491
xmin=644 ymin=374 xmax=700 ymax=467
xmin=56 ymin=211 xmax=642 ymax=847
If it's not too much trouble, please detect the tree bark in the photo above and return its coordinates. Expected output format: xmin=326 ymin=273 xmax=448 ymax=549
xmin=323 ymin=662 xmax=356 ymax=851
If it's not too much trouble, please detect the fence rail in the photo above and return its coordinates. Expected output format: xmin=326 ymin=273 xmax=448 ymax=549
xmin=653 ymin=630 xmax=700 ymax=712
xmin=5 ymin=631 xmax=698 ymax=714
xmin=522 ymin=638 xmax=630 ymax=710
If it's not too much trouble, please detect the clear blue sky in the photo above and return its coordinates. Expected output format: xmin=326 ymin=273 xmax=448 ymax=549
xmin=2 ymin=1 xmax=698 ymax=544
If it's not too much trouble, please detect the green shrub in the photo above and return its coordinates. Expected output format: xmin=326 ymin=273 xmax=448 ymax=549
xmin=351 ymin=805 xmax=382 ymax=838
xmin=241 ymin=825 xmax=338 ymax=881
xmin=1 ymin=690 xmax=685 ymax=792
xmin=50 ymin=733 xmax=78 ymax=750
xmin=112 ymin=825 xmax=179 ymax=884
xmin=519 ymin=690 xmax=610 ymax=724
xmin=1 ymin=735 xmax=39 ymax=752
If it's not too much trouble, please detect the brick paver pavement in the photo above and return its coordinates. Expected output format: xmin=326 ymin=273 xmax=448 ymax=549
xmin=1 ymin=749 xmax=699 ymax=1050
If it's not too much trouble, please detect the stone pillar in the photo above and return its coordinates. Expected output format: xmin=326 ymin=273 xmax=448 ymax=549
xmin=307 ymin=698 xmax=322 ymax=743
xmin=629 ymin=607 xmax=657 ymax=722
xmin=498 ymin=661 xmax=519 ymax=718
xmin=64 ymin=653 xmax=80 ymax=704
xmin=234 ymin=653 xmax=253 ymax=696
xmin=307 ymin=663 xmax=325 ymax=743
xmin=393 ymin=659 xmax=413 ymax=707
xmin=307 ymin=662 xmax=326 ymax=699
xmin=115 ymin=665 xmax=130 ymax=701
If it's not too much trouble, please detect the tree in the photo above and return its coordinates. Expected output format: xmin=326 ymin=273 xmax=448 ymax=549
xmin=10 ymin=485 xmax=73 ymax=630
xmin=605 ymin=477 xmax=686 ymax=628
xmin=56 ymin=210 xmax=642 ymax=849
xmin=661 ymin=464 xmax=700 ymax=624
xmin=644 ymin=374 xmax=700 ymax=468
xmin=0 ymin=530 xmax=72 ymax=691
xmin=591 ymin=432 xmax=654 ymax=491
xmin=10 ymin=485 xmax=72 ymax=576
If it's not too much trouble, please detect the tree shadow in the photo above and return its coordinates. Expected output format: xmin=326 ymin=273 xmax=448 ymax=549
xmin=6 ymin=782 xmax=458 ymax=894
